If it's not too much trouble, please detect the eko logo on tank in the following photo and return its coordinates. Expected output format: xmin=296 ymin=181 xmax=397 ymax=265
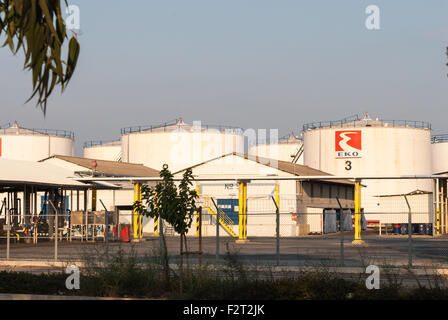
xmin=335 ymin=130 xmax=362 ymax=159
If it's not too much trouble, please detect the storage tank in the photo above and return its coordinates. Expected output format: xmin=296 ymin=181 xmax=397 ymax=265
xmin=302 ymin=113 xmax=433 ymax=221
xmin=121 ymin=118 xmax=244 ymax=172
xmin=0 ymin=121 xmax=74 ymax=161
xmin=431 ymin=135 xmax=448 ymax=174
xmin=83 ymin=139 xmax=122 ymax=161
xmin=249 ymin=132 xmax=304 ymax=164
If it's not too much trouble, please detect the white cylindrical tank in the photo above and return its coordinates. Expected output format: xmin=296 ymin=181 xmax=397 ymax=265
xmin=431 ymin=135 xmax=448 ymax=174
xmin=302 ymin=114 xmax=433 ymax=220
xmin=121 ymin=118 xmax=244 ymax=172
xmin=249 ymin=132 xmax=304 ymax=164
xmin=83 ymin=140 xmax=122 ymax=161
xmin=0 ymin=121 xmax=74 ymax=161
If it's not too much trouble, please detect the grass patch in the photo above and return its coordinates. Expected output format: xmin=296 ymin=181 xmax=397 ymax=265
xmin=1 ymin=246 xmax=448 ymax=299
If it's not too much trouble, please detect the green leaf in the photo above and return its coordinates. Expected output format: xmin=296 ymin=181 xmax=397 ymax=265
xmin=0 ymin=0 xmax=81 ymax=114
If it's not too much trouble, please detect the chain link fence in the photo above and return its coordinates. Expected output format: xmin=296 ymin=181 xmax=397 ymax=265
xmin=0 ymin=184 xmax=447 ymax=273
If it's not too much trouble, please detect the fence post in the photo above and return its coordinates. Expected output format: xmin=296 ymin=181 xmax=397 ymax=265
xmin=336 ymin=198 xmax=344 ymax=267
xmin=404 ymin=195 xmax=412 ymax=268
xmin=276 ymin=184 xmax=279 ymax=266
xmin=55 ymin=203 xmax=58 ymax=262
xmin=271 ymin=194 xmax=280 ymax=267
xmin=215 ymin=198 xmax=220 ymax=263
xmin=6 ymin=207 xmax=10 ymax=261
xmin=159 ymin=217 xmax=163 ymax=259
xmin=99 ymin=200 xmax=109 ymax=262
xmin=199 ymin=206 xmax=203 ymax=271
xmin=48 ymin=199 xmax=58 ymax=262
xmin=196 ymin=186 xmax=200 ymax=237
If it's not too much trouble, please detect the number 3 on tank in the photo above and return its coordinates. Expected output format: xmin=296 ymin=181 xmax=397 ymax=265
xmin=345 ymin=160 xmax=352 ymax=171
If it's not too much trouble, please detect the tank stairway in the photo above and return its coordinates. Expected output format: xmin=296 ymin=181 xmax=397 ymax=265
xmin=201 ymin=197 xmax=238 ymax=238
xmin=292 ymin=144 xmax=304 ymax=164
xmin=114 ymin=151 xmax=122 ymax=162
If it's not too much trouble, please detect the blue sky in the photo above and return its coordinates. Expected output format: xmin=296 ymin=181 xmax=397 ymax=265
xmin=1 ymin=1 xmax=447 ymax=155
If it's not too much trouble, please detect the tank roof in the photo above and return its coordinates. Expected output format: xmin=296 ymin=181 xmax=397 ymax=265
xmin=121 ymin=118 xmax=243 ymax=135
xmin=432 ymin=135 xmax=448 ymax=143
xmin=279 ymin=132 xmax=303 ymax=143
xmin=83 ymin=139 xmax=121 ymax=148
xmin=0 ymin=121 xmax=74 ymax=139
xmin=302 ymin=113 xmax=431 ymax=131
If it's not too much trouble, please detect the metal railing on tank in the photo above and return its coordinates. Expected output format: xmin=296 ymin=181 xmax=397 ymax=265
xmin=431 ymin=134 xmax=448 ymax=143
xmin=83 ymin=139 xmax=121 ymax=148
xmin=30 ymin=128 xmax=75 ymax=139
xmin=0 ymin=123 xmax=12 ymax=130
xmin=302 ymin=114 xmax=361 ymax=130
xmin=0 ymin=123 xmax=74 ymax=139
xmin=303 ymin=116 xmax=431 ymax=131
xmin=121 ymin=120 xmax=244 ymax=135
xmin=278 ymin=133 xmax=303 ymax=142
xmin=380 ymin=120 xmax=431 ymax=129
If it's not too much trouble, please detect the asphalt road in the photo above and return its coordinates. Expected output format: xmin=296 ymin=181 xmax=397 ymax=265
xmin=0 ymin=231 xmax=447 ymax=268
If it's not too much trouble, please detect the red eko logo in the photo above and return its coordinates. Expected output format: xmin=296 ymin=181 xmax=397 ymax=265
xmin=335 ymin=130 xmax=361 ymax=158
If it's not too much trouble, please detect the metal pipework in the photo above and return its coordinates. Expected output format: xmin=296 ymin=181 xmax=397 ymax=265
xmin=77 ymin=174 xmax=448 ymax=183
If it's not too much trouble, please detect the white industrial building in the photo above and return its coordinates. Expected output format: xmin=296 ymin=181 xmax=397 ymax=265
xmin=432 ymin=135 xmax=448 ymax=174
xmin=302 ymin=113 xmax=434 ymax=225
xmin=176 ymin=153 xmax=355 ymax=237
xmin=83 ymin=140 xmax=122 ymax=161
xmin=2 ymin=113 xmax=447 ymax=239
xmin=39 ymin=155 xmax=160 ymax=234
xmin=121 ymin=118 xmax=244 ymax=173
xmin=0 ymin=158 xmax=91 ymax=240
xmin=0 ymin=121 xmax=74 ymax=161
xmin=249 ymin=132 xmax=304 ymax=164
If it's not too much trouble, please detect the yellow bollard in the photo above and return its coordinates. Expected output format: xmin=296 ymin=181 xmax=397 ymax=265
xmin=91 ymin=189 xmax=97 ymax=211
xmin=238 ymin=181 xmax=248 ymax=241
xmin=243 ymin=182 xmax=247 ymax=239
xmin=154 ymin=191 xmax=159 ymax=236
xmin=436 ymin=179 xmax=441 ymax=235
xmin=238 ymin=182 xmax=243 ymax=240
xmin=196 ymin=185 xmax=200 ymax=236
xmin=154 ymin=216 xmax=159 ymax=236
xmin=133 ymin=183 xmax=142 ymax=240
xmin=238 ymin=181 xmax=249 ymax=241
xmin=275 ymin=183 xmax=279 ymax=210
xmin=352 ymin=180 xmax=364 ymax=245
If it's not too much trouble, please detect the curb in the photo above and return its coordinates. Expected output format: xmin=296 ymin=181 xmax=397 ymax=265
xmin=0 ymin=260 xmax=447 ymax=277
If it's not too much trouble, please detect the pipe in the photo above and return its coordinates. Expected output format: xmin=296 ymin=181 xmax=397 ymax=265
xmin=77 ymin=174 xmax=448 ymax=183
xmin=404 ymin=195 xmax=412 ymax=268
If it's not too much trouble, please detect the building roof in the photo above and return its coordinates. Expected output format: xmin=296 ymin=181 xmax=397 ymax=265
xmin=176 ymin=152 xmax=354 ymax=186
xmin=40 ymin=155 xmax=160 ymax=177
xmin=235 ymin=153 xmax=354 ymax=185
xmin=0 ymin=159 xmax=88 ymax=189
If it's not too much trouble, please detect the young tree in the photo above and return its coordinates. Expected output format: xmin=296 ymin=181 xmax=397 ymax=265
xmin=134 ymin=164 xmax=198 ymax=287
xmin=0 ymin=0 xmax=80 ymax=114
